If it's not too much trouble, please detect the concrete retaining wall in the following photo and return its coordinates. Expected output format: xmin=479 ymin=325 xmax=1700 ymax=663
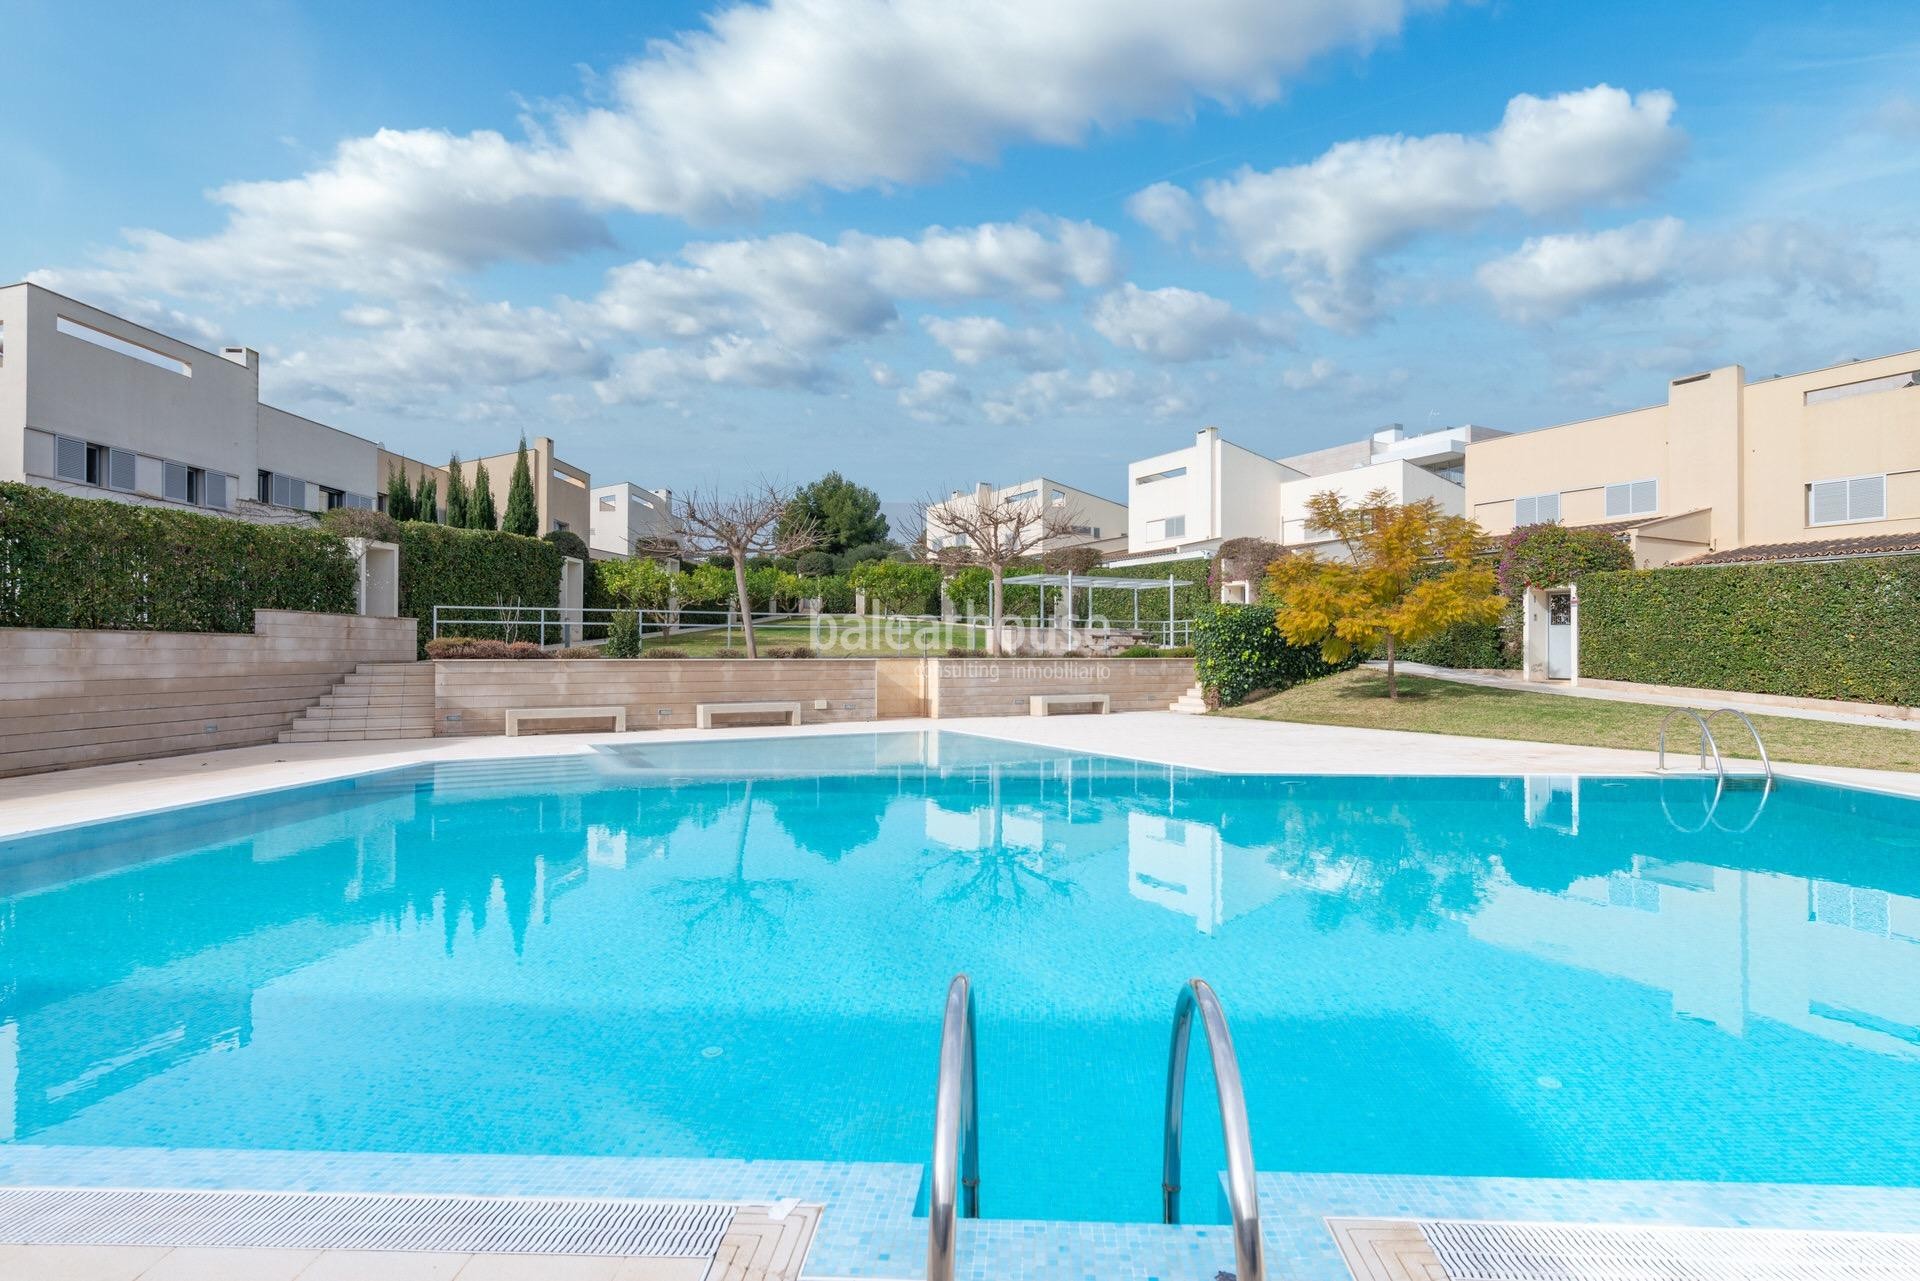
xmin=0 ymin=611 xmax=418 ymax=776
xmin=924 ymin=656 xmax=1195 ymax=718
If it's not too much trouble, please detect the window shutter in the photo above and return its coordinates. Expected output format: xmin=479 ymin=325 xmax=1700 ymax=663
xmin=109 ymin=448 xmax=137 ymax=491
xmin=1538 ymin=493 xmax=1561 ymax=522
xmin=1514 ymin=496 xmax=1536 ymax=526
xmin=54 ymin=435 xmax=87 ymax=481
xmin=1631 ymin=480 xmax=1657 ymax=514
xmin=1849 ymin=475 xmax=1886 ymax=521
xmin=1604 ymin=483 xmax=1629 ymax=517
xmin=163 ymin=461 xmax=189 ymax=502
xmin=1809 ymin=479 xmax=1848 ymax=525
xmin=205 ymin=472 xmax=230 ymax=509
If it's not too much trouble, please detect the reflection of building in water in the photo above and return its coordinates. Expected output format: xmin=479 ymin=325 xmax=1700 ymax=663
xmin=1524 ymin=775 xmax=1579 ymax=835
xmin=1473 ymin=857 xmax=1920 ymax=1059
xmin=1125 ymin=813 xmax=1296 ymax=934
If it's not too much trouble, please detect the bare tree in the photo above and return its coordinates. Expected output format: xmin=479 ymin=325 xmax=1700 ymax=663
xmin=677 ymin=481 xmax=819 ymax=658
xmin=917 ymin=485 xmax=1081 ymax=656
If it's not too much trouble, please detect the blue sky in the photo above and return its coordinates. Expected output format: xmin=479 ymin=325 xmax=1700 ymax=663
xmin=5 ymin=0 xmax=1917 ymax=504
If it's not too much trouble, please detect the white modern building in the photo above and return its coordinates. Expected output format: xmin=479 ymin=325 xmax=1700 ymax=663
xmin=925 ymin=477 xmax=1127 ymax=558
xmin=0 ymin=282 xmax=382 ymax=518
xmin=590 ymin=481 xmax=681 ymax=561
xmin=1122 ymin=422 xmax=1506 ymax=569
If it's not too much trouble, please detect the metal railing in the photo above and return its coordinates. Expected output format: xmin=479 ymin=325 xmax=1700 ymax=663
xmin=1704 ymin=707 xmax=1774 ymax=784
xmin=927 ymin=974 xmax=980 ymax=1281
xmin=430 ymin=605 xmax=809 ymax=645
xmin=1163 ymin=978 xmax=1265 ymax=1281
xmin=1656 ymin=708 xmax=1724 ymax=776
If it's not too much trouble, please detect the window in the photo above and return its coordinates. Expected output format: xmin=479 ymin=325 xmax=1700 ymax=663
xmin=1135 ymin=466 xmax=1187 ymax=485
xmin=54 ymin=436 xmax=135 ymax=491
xmin=1513 ymin=492 xmax=1561 ymax=525
xmin=1145 ymin=515 xmax=1187 ymax=540
xmin=55 ymin=315 xmax=192 ymax=377
xmin=599 ymin=495 xmax=616 ymax=511
xmin=259 ymin=470 xmax=309 ymax=509
xmin=205 ymin=472 xmax=230 ymax=509
xmin=554 ymin=520 xmax=570 ymax=532
xmin=1808 ymin=475 xmax=1886 ymax=526
xmin=1002 ymin=488 xmax=1040 ymax=504
xmin=1805 ymin=369 xmax=1920 ymax=406
xmin=1603 ymin=479 xmax=1658 ymax=518
xmin=1070 ymin=525 xmax=1100 ymax=537
xmin=319 ymin=486 xmax=346 ymax=510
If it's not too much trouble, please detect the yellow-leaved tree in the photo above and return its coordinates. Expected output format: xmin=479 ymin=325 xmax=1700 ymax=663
xmin=1265 ymin=489 xmax=1503 ymax=699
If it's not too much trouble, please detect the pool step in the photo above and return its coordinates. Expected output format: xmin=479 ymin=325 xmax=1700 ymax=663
xmin=1169 ymin=683 xmax=1208 ymax=714
xmin=279 ymin=663 xmax=435 ymax=743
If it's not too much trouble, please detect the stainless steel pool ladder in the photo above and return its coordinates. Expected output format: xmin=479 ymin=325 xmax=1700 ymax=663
xmin=926 ymin=974 xmax=980 ymax=1281
xmin=1163 ymin=978 xmax=1266 ymax=1281
xmin=926 ymin=975 xmax=1265 ymax=1281
xmin=1656 ymin=707 xmax=1773 ymax=784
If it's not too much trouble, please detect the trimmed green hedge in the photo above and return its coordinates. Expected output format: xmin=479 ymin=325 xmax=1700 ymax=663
xmin=397 ymin=521 xmax=562 ymax=653
xmin=1400 ymin=618 xmax=1512 ymax=670
xmin=0 ymin=481 xmax=356 ymax=632
xmin=1579 ymin=555 xmax=1920 ymax=706
xmin=1194 ymin=603 xmax=1350 ymax=706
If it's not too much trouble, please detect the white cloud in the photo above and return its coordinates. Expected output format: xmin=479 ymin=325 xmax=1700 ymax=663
xmin=898 ymin=369 xmax=973 ymax=421
xmin=1276 ymin=356 xmax=1410 ymax=398
xmin=1476 ymin=216 xmax=1684 ymax=321
xmin=980 ymin=366 xmax=1189 ymax=424
xmin=595 ymin=336 xmax=830 ymax=405
xmin=1190 ymin=84 xmax=1683 ymax=327
xmin=1087 ymin=282 xmax=1281 ymax=361
xmin=1280 ymin=356 xmax=1339 ymax=390
xmin=589 ymin=218 xmax=1118 ymax=351
xmin=1709 ymin=220 xmax=1883 ymax=310
xmin=45 ymin=0 xmax=1419 ymax=298
xmin=1126 ymin=181 xmax=1200 ymax=242
xmin=866 ymin=360 xmax=899 ymax=387
xmin=921 ymin=315 xmax=1067 ymax=368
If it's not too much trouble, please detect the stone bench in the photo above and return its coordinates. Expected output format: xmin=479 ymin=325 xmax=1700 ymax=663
xmin=695 ymin=701 xmax=804 ymax=729
xmin=1028 ymin=693 xmax=1111 ymax=717
xmin=504 ymin=705 xmax=627 ymax=736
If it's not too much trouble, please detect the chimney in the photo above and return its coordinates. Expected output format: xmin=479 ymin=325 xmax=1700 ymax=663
xmin=220 ymin=346 xmax=259 ymax=374
xmin=975 ymin=482 xmax=993 ymax=504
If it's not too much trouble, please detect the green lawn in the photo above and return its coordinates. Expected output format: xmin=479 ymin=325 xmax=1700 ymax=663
xmin=1224 ymin=667 xmax=1920 ymax=774
xmin=642 ymin=615 xmax=989 ymax=656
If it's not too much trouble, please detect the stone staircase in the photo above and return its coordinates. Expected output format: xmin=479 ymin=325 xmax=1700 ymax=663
xmin=279 ymin=663 xmax=435 ymax=743
xmin=1168 ymin=683 xmax=1208 ymax=714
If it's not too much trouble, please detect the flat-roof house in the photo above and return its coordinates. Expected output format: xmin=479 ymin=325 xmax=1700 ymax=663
xmin=590 ymin=481 xmax=682 ymax=561
xmin=1465 ymin=349 xmax=1920 ymax=568
xmin=0 ymin=282 xmax=380 ymax=518
xmin=925 ymin=478 xmax=1127 ymax=558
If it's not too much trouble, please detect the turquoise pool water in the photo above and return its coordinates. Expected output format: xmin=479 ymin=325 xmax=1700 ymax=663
xmin=2 ymin=731 xmax=1918 ymax=1224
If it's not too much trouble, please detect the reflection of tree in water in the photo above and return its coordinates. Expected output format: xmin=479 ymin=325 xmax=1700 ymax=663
xmin=654 ymin=779 xmax=806 ymax=940
xmin=915 ymin=765 xmax=1080 ymax=915
xmin=1261 ymin=787 xmax=1499 ymax=932
xmin=762 ymin=775 xmax=893 ymax=861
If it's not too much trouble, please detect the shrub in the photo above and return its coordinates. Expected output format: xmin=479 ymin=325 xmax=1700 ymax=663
xmin=1193 ymin=603 xmax=1350 ymax=706
xmin=1497 ymin=523 xmax=1634 ymax=597
xmin=1579 ymin=555 xmax=1920 ymax=706
xmin=849 ymin=559 xmax=940 ymax=615
xmin=424 ymin=636 xmax=552 ymax=659
xmin=794 ymin=550 xmax=837 ymax=577
xmin=813 ymin=574 xmax=855 ymax=614
xmin=1400 ymin=620 xmax=1510 ymax=669
xmin=713 ymin=646 xmax=745 ymax=658
xmin=506 ymin=641 xmax=547 ymax=659
xmin=642 ymin=646 xmax=688 ymax=658
xmin=602 ymin=609 xmax=642 ymax=658
xmin=763 ymin=644 xmax=816 ymax=658
xmin=397 ymin=521 xmax=562 ymax=655
xmin=544 ymin=529 xmax=590 ymax=562
xmin=320 ymin=507 xmax=403 ymax=544
xmin=0 ymin=481 xmax=357 ymax=632
xmin=555 ymin=645 xmax=602 ymax=658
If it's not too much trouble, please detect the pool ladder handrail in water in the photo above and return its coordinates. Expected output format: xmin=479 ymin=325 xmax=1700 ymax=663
xmin=1163 ymin=977 xmax=1266 ymax=1281
xmin=925 ymin=975 xmax=1266 ymax=1281
xmin=1655 ymin=707 xmax=1774 ymax=833
xmin=927 ymin=974 xmax=979 ymax=1281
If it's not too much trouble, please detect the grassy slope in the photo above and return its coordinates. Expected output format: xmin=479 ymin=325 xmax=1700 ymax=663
xmin=1224 ymin=668 xmax=1920 ymax=774
xmin=644 ymin=616 xmax=988 ymax=656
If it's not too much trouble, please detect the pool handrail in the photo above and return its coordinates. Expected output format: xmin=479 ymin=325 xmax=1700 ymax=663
xmin=927 ymin=973 xmax=980 ymax=1281
xmin=1162 ymin=978 xmax=1265 ymax=1281
xmin=1657 ymin=708 xmax=1724 ymax=777
xmin=1704 ymin=707 xmax=1774 ymax=784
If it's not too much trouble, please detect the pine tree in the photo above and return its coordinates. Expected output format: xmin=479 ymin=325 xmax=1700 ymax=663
xmin=385 ymin=464 xmax=414 ymax=522
xmin=503 ymin=437 xmax=539 ymax=537
xmin=445 ymin=454 xmax=469 ymax=529
xmin=468 ymin=459 xmax=499 ymax=530
xmin=412 ymin=470 xmax=436 ymax=522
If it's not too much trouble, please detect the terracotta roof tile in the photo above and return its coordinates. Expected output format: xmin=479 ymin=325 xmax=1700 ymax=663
xmin=1680 ymin=531 xmax=1920 ymax=566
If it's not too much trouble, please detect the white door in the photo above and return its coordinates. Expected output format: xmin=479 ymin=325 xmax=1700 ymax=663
xmin=1546 ymin=592 xmax=1574 ymax=679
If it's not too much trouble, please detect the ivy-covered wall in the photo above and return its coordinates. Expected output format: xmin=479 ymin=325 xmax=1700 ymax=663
xmin=1579 ymin=555 xmax=1920 ymax=706
xmin=1193 ymin=602 xmax=1351 ymax=706
xmin=0 ymin=482 xmax=357 ymax=632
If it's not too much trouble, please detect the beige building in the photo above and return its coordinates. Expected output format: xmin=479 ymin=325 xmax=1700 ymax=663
xmin=925 ymin=477 xmax=1128 ymax=558
xmin=1466 ymin=349 xmax=1920 ymax=566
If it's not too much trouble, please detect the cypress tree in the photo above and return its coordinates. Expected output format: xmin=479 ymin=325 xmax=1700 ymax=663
xmin=385 ymin=464 xmax=414 ymax=522
xmin=469 ymin=459 xmax=499 ymax=530
xmin=445 ymin=454 xmax=469 ymax=529
xmin=413 ymin=470 xmax=436 ymax=522
xmin=503 ymin=437 xmax=539 ymax=537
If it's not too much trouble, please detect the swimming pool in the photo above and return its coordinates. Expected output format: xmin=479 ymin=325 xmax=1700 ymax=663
xmin=2 ymin=731 xmax=1917 ymax=1225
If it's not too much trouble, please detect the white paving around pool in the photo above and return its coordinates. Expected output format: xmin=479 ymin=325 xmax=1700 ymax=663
xmin=2 ymin=710 xmax=1917 ymax=839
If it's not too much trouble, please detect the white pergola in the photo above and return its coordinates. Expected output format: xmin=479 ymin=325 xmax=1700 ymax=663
xmin=1002 ymin=571 xmax=1189 ymax=645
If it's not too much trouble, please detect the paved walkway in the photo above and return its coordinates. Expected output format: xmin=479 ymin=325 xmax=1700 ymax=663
xmin=1385 ymin=661 xmax=1920 ymax=731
